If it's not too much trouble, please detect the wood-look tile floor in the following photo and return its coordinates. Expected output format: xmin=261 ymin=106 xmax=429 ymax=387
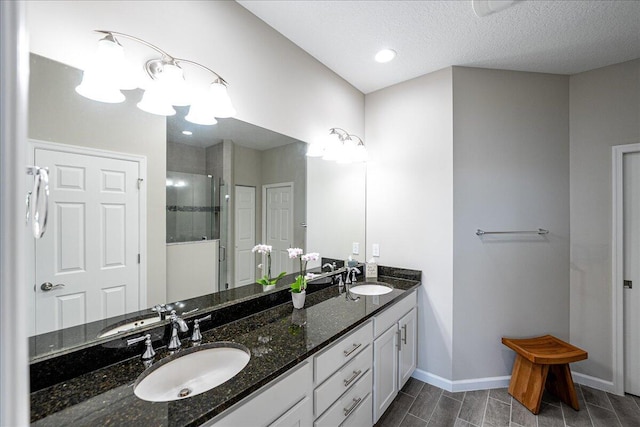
xmin=375 ymin=378 xmax=640 ymax=427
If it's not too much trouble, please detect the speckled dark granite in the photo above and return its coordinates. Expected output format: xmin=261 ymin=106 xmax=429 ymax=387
xmin=31 ymin=270 xmax=420 ymax=427
xmin=30 ymin=268 xmax=338 ymax=363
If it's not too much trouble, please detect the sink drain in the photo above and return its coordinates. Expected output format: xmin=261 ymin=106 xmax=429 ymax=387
xmin=178 ymin=388 xmax=192 ymax=398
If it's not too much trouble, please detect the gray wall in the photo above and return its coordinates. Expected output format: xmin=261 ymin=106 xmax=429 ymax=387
xmin=167 ymin=142 xmax=207 ymax=175
xmin=569 ymin=58 xmax=640 ymax=382
xmin=28 ymin=54 xmax=168 ymax=306
xmin=366 ymin=68 xmax=455 ymax=380
xmin=452 ymin=67 xmax=570 ymax=380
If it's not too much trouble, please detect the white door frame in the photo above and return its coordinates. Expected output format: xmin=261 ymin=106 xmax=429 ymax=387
xmin=27 ymin=139 xmax=148 ymax=335
xmin=0 ymin=1 xmax=29 ymax=424
xmin=612 ymin=142 xmax=640 ymax=395
xmin=262 ymin=182 xmax=294 ymax=244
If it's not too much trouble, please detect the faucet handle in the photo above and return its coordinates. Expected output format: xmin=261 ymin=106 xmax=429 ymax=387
xmin=127 ymin=333 xmax=156 ymax=360
xmin=191 ymin=314 xmax=212 ymax=343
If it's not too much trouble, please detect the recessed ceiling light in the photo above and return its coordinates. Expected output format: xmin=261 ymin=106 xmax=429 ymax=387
xmin=375 ymin=49 xmax=396 ymax=63
xmin=182 ymin=130 xmax=193 ymax=136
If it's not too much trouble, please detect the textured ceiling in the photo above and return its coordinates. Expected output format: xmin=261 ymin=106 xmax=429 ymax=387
xmin=237 ymin=0 xmax=640 ymax=94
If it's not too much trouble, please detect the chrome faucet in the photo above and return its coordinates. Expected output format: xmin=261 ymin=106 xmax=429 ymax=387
xmin=345 ymin=266 xmax=360 ymax=284
xmin=167 ymin=310 xmax=189 ymax=351
xmin=127 ymin=333 xmax=156 ymax=360
xmin=322 ymin=262 xmax=337 ymax=272
xmin=151 ymin=303 xmax=170 ymax=320
xmin=191 ymin=314 xmax=212 ymax=344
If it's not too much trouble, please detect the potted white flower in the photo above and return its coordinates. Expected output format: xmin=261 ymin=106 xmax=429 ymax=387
xmin=287 ymin=248 xmax=319 ymax=308
xmin=252 ymin=244 xmax=286 ymax=291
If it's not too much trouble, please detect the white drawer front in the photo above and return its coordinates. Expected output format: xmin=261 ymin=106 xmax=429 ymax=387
xmin=374 ymin=291 xmax=416 ymax=338
xmin=314 ymin=371 xmax=372 ymax=427
xmin=315 ymin=321 xmax=373 ymax=385
xmin=314 ymin=344 xmax=372 ymax=416
xmin=212 ymin=361 xmax=312 ymax=427
xmin=341 ymin=393 xmax=373 ymax=427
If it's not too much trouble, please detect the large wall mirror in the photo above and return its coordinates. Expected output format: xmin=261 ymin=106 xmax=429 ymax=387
xmin=27 ymin=53 xmax=366 ymax=357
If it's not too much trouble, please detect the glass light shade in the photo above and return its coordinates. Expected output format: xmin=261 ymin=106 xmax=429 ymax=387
xmin=75 ymin=38 xmax=128 ymax=103
xmin=137 ymin=83 xmax=176 ymax=116
xmin=207 ymin=81 xmax=237 ymax=118
xmin=76 ymin=70 xmax=125 ymax=103
xmin=185 ymin=96 xmax=218 ymax=125
xmin=306 ymin=142 xmax=325 ymax=157
xmin=156 ymin=63 xmax=192 ymax=106
xmin=354 ymin=145 xmax=368 ymax=163
xmin=322 ymin=134 xmax=343 ymax=161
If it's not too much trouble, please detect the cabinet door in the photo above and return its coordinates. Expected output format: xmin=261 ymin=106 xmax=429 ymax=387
xmin=373 ymin=325 xmax=399 ymax=423
xmin=270 ymin=396 xmax=312 ymax=427
xmin=398 ymin=307 xmax=417 ymax=389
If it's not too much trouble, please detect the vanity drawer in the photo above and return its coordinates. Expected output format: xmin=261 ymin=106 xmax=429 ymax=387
xmin=314 ymin=344 xmax=372 ymax=416
xmin=374 ymin=291 xmax=416 ymax=338
xmin=315 ymin=320 xmax=373 ymax=384
xmin=314 ymin=370 xmax=372 ymax=427
xmin=342 ymin=393 xmax=373 ymax=427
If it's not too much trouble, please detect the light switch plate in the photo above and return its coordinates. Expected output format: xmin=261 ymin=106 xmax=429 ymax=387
xmin=372 ymin=243 xmax=380 ymax=257
xmin=352 ymin=242 xmax=359 ymax=255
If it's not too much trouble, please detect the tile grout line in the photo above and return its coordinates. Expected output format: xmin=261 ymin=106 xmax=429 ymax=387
xmin=603 ymin=391 xmax=624 ymax=427
xmin=399 ymin=388 xmax=421 ymax=427
xmin=425 ymin=389 xmax=443 ymax=426
xmin=480 ymin=390 xmax=490 ymax=427
xmin=508 ymin=396 xmax=513 ymax=427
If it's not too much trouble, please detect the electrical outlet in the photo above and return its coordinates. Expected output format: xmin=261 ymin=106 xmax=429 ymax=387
xmin=352 ymin=242 xmax=359 ymax=255
xmin=372 ymin=243 xmax=380 ymax=257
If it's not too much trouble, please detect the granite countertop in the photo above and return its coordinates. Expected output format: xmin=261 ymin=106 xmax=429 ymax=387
xmin=31 ymin=272 xmax=420 ymax=427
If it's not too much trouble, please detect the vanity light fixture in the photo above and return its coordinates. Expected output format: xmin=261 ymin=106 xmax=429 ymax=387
xmin=75 ymin=30 xmax=236 ymax=124
xmin=306 ymin=128 xmax=367 ymax=164
xmin=182 ymin=130 xmax=193 ymax=136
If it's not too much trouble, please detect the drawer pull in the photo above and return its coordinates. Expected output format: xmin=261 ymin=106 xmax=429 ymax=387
xmin=343 ymin=369 xmax=362 ymax=387
xmin=343 ymin=397 xmax=363 ymax=417
xmin=343 ymin=343 xmax=362 ymax=357
xmin=402 ymin=324 xmax=408 ymax=345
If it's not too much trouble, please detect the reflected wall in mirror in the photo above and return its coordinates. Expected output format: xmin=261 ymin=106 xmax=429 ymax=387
xmin=26 ymin=53 xmax=366 ymax=349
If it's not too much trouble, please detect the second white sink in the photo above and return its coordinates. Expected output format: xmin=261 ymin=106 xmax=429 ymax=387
xmin=134 ymin=342 xmax=251 ymax=402
xmin=349 ymin=282 xmax=393 ymax=296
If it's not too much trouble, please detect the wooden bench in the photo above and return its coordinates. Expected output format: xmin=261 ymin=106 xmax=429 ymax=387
xmin=502 ymin=335 xmax=588 ymax=414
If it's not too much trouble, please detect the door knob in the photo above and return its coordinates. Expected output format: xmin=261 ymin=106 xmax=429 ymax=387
xmin=41 ymin=282 xmax=65 ymax=292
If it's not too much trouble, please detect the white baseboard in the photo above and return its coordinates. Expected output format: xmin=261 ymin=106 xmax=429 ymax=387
xmin=412 ymin=369 xmax=618 ymax=395
xmin=412 ymin=369 xmax=453 ymax=391
xmin=412 ymin=369 xmax=511 ymax=392
xmin=572 ymin=372 xmax=617 ymax=394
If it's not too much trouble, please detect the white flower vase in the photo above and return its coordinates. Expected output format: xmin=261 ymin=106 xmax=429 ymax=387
xmin=263 ymin=284 xmax=276 ymax=292
xmin=292 ymin=290 xmax=306 ymax=309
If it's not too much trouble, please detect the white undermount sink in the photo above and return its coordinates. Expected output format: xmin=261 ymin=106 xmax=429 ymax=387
xmin=134 ymin=342 xmax=251 ymax=402
xmin=348 ymin=282 xmax=393 ymax=296
xmin=97 ymin=317 xmax=162 ymax=338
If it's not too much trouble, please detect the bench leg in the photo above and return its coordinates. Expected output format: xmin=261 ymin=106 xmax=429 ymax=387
xmin=546 ymin=364 xmax=580 ymax=411
xmin=508 ymin=355 xmax=549 ymax=415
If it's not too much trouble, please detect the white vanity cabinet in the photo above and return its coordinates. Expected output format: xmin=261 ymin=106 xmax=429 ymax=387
xmin=313 ymin=320 xmax=374 ymax=427
xmin=373 ymin=290 xmax=418 ymax=423
xmin=207 ymin=360 xmax=313 ymax=427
